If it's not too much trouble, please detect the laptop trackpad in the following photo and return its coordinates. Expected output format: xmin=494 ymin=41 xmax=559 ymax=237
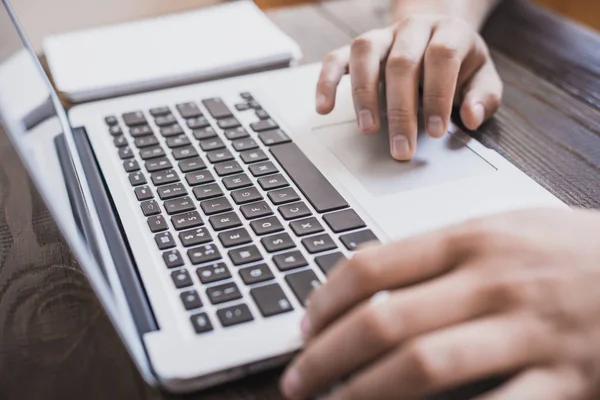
xmin=313 ymin=121 xmax=496 ymax=197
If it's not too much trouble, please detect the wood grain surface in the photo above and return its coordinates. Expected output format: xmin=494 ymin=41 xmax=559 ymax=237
xmin=1 ymin=0 xmax=600 ymax=399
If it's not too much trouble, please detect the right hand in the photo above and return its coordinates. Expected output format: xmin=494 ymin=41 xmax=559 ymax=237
xmin=315 ymin=14 xmax=503 ymax=161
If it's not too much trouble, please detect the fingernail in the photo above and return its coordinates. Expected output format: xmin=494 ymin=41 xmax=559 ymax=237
xmin=316 ymin=93 xmax=327 ymax=110
xmin=472 ymin=103 xmax=485 ymax=127
xmin=427 ymin=116 xmax=445 ymax=137
xmin=281 ymin=368 xmax=302 ymax=399
xmin=300 ymin=314 xmax=311 ymax=338
xmin=391 ymin=135 xmax=410 ymax=160
xmin=358 ymin=109 xmax=375 ymax=133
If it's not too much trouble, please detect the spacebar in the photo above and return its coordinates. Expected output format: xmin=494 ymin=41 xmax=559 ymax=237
xmin=270 ymin=143 xmax=348 ymax=213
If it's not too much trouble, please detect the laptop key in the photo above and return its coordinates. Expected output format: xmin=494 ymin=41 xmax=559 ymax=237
xmin=151 ymin=169 xmax=179 ymax=186
xmin=140 ymin=199 xmax=160 ymax=216
xmin=193 ymin=126 xmax=218 ymax=140
xmin=209 ymin=211 xmax=242 ymax=231
xmin=315 ymin=252 xmax=346 ymax=275
xmin=166 ymin=135 xmax=191 ymax=148
xmin=231 ymin=187 xmax=262 ymax=205
xmin=109 ymin=125 xmax=123 ymax=136
xmin=224 ymin=127 xmax=249 ymax=140
xmin=149 ymin=106 xmax=171 ymax=117
xmin=199 ymin=137 xmax=225 ymax=151
xmin=256 ymin=109 xmax=270 ymax=120
xmin=145 ymin=157 xmax=172 ymax=172
xmin=163 ymin=249 xmax=184 ymax=268
xmin=172 ymin=146 xmax=198 ymax=160
xmin=134 ymin=135 xmax=159 ymax=148
xmin=206 ymin=149 xmax=234 ymax=164
xmin=154 ymin=232 xmax=176 ymax=250
xmin=185 ymin=170 xmax=215 ymax=186
xmin=164 ymin=196 xmax=195 ymax=215
xmin=218 ymin=227 xmax=252 ymax=248
xmin=147 ymin=215 xmax=168 ymax=232
xmin=171 ymin=269 xmax=193 ymax=289
xmin=135 ymin=186 xmax=153 ymax=201
xmin=249 ymin=161 xmax=278 ymax=177
xmin=188 ymin=243 xmax=221 ymax=265
xmin=187 ymin=117 xmax=211 ymax=130
xmin=154 ymin=114 xmax=177 ymax=127
xmin=278 ymin=202 xmax=311 ymax=220
xmin=123 ymin=111 xmax=147 ymax=127
xmin=240 ymin=201 xmax=273 ymax=220
xmin=129 ymin=125 xmax=153 ymax=137
xmin=179 ymin=157 xmax=206 ymax=173
xmin=273 ymin=250 xmax=308 ymax=271
xmin=214 ymin=161 xmax=243 ymax=177
xmin=268 ymin=187 xmax=300 ymax=205
xmin=302 ymin=233 xmax=337 ymax=254
xmin=323 ymin=209 xmax=366 ymax=233
xmin=232 ymin=138 xmax=258 ymax=152
xmin=114 ymin=135 xmax=128 ymax=148
xmin=251 ymin=284 xmax=293 ymax=317
xmin=229 ymin=245 xmax=263 ymax=266
xmin=190 ymin=312 xmax=213 ymax=334
xmin=171 ymin=211 xmax=203 ymax=230
xmin=258 ymin=174 xmax=288 ymax=191
xmin=207 ymin=282 xmax=242 ymax=305
xmin=240 ymin=92 xmax=253 ymax=100
xmin=340 ymin=230 xmax=379 ymax=251
xmin=201 ymin=197 xmax=233 ymax=216
xmin=290 ymin=217 xmax=324 ymax=237
xmin=129 ymin=171 xmax=147 ymax=186
xmin=180 ymin=289 xmax=203 ymax=311
xmin=248 ymin=100 xmax=261 ymax=109
xmin=176 ymin=102 xmax=203 ymax=119
xmin=239 ymin=264 xmax=274 ymax=285
xmin=123 ymin=159 xmax=140 ymax=172
xmin=160 ymin=124 xmax=184 ymax=137
xmin=118 ymin=146 xmax=134 ymax=159
xmin=250 ymin=216 xmax=284 ymax=236
xmin=217 ymin=117 xmax=241 ymax=130
xmin=217 ymin=304 xmax=254 ymax=327
xmin=250 ymin=119 xmax=278 ymax=132
xmin=240 ymin=149 xmax=268 ymax=164
xmin=258 ymin=129 xmax=291 ymax=146
xmin=140 ymin=146 xmax=166 ymax=160
xmin=222 ymin=173 xmax=252 ymax=190
xmin=157 ymin=182 xmax=187 ymax=200
xmin=193 ymin=183 xmax=223 ymax=201
xmin=105 ymin=115 xmax=118 ymax=126
xmin=286 ymin=270 xmax=322 ymax=307
xmin=197 ymin=262 xmax=231 ymax=284
xmin=235 ymin=103 xmax=251 ymax=111
xmin=261 ymin=232 xmax=295 ymax=253
xmin=202 ymin=98 xmax=233 ymax=119
xmin=178 ymin=226 xmax=211 ymax=247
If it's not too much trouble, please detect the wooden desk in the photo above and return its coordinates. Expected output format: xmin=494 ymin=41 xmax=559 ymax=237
xmin=1 ymin=0 xmax=600 ymax=398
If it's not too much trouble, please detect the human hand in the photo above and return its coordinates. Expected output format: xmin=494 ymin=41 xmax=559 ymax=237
xmin=316 ymin=14 xmax=503 ymax=161
xmin=280 ymin=209 xmax=600 ymax=399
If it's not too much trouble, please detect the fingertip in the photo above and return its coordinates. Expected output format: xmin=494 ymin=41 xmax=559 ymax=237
xmin=426 ymin=115 xmax=447 ymax=138
xmin=461 ymin=100 xmax=485 ymax=131
xmin=390 ymin=135 xmax=413 ymax=161
xmin=316 ymin=93 xmax=333 ymax=115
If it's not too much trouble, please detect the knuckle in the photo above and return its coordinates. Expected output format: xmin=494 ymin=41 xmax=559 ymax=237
xmin=386 ymin=106 xmax=413 ymax=127
xmin=386 ymin=53 xmax=420 ymax=74
xmin=427 ymin=41 xmax=461 ymax=62
xmin=404 ymin=340 xmax=442 ymax=386
xmin=347 ymin=252 xmax=379 ymax=287
xmin=351 ymin=35 xmax=374 ymax=54
xmin=351 ymin=85 xmax=376 ymax=100
xmin=359 ymin=306 xmax=396 ymax=345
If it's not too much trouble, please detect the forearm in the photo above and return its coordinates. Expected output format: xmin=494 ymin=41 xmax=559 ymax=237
xmin=392 ymin=0 xmax=501 ymax=29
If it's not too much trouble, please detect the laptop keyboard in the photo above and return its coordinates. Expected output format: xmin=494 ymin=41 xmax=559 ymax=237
xmin=104 ymin=93 xmax=379 ymax=334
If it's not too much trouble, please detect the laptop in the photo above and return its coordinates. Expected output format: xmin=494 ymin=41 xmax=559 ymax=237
xmin=0 ymin=0 xmax=566 ymax=393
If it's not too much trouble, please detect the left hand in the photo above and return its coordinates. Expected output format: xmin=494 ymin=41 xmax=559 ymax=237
xmin=280 ymin=209 xmax=600 ymax=399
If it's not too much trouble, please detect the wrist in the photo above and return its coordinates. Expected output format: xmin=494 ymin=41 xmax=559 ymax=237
xmin=391 ymin=0 xmax=500 ymax=30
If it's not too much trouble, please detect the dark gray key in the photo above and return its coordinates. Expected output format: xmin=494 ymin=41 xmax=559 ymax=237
xmin=163 ymin=249 xmax=184 ymax=268
xmin=248 ymin=100 xmax=261 ymax=109
xmin=154 ymin=232 xmax=175 ymax=250
xmin=258 ymin=129 xmax=291 ymax=146
xmin=148 ymin=214 xmax=168 ymax=232
xmin=207 ymin=282 xmax=242 ymax=305
xmin=270 ymin=143 xmax=349 ymax=213
xmin=250 ymin=119 xmax=278 ymax=132
xmin=176 ymin=102 xmax=202 ymax=119
xmin=231 ymin=187 xmax=262 ymax=205
xmin=249 ymin=161 xmax=278 ymax=177
xmin=202 ymin=98 xmax=233 ymax=119
xmin=340 ymin=230 xmax=379 ymax=251
xmin=302 ymin=233 xmax=337 ymax=254
xmin=239 ymin=264 xmax=274 ymax=285
xmin=217 ymin=117 xmax=241 ymax=130
xmin=188 ymin=243 xmax=221 ymax=265
xmin=222 ymin=173 xmax=252 ymax=190
xmin=190 ymin=312 xmax=213 ymax=334
xmin=268 ymin=187 xmax=300 ymax=205
xmin=172 ymin=146 xmax=198 ymax=160
xmin=178 ymin=226 xmax=211 ymax=247
xmin=232 ymin=138 xmax=258 ymax=152
xmin=180 ymin=289 xmax=203 ymax=310
xmin=123 ymin=111 xmax=147 ymax=126
xmin=217 ymin=304 xmax=254 ymax=327
xmin=273 ymin=250 xmax=308 ymax=271
xmin=229 ymin=245 xmax=263 ymax=266
xmin=164 ymin=196 xmax=195 ymax=215
xmin=218 ymin=227 xmax=252 ymax=248
xmin=285 ymin=270 xmax=322 ymax=307
xmin=290 ymin=217 xmax=324 ymax=237
xmin=199 ymin=137 xmax=225 ymax=151
xmin=140 ymin=146 xmax=166 ymax=160
xmin=278 ymin=202 xmax=311 ymax=220
xmin=240 ymin=92 xmax=253 ymax=100
xmin=224 ymin=127 xmax=249 ymax=140
xmin=206 ymin=149 xmax=234 ymax=164
xmin=179 ymin=157 xmax=206 ymax=173
xmin=187 ymin=117 xmax=211 ymax=129
xmin=155 ymin=114 xmax=177 ymax=127
xmin=209 ymin=211 xmax=242 ymax=231
xmin=157 ymin=182 xmax=187 ymax=200
xmin=134 ymin=135 xmax=159 ymax=148
xmin=193 ymin=126 xmax=217 ymax=140
xmin=114 ymin=135 xmax=128 ymax=147
xmin=250 ymin=216 xmax=284 ymax=236
xmin=151 ymin=169 xmax=179 ymax=186
xmin=185 ymin=170 xmax=215 ymax=186
xmin=323 ymin=209 xmax=366 ymax=233
xmin=256 ymin=109 xmax=270 ymax=120
xmin=315 ymin=252 xmax=346 ymax=275
xmin=129 ymin=171 xmax=147 ymax=186
xmin=130 ymin=125 xmax=153 ymax=137
xmin=261 ymin=232 xmax=295 ymax=253
xmin=171 ymin=211 xmax=204 ymax=231
xmin=145 ymin=157 xmax=172 ymax=172
xmin=235 ymin=103 xmax=251 ymax=111
xmin=124 ymin=159 xmax=140 ymax=172
xmin=135 ymin=186 xmax=153 ymax=201
xmin=240 ymin=149 xmax=268 ymax=164
xmin=171 ymin=268 xmax=193 ymax=288
xmin=171 ymin=211 xmax=203 ymax=230
xmin=240 ymin=201 xmax=273 ymax=220
xmin=193 ymin=183 xmax=223 ymax=201
xmin=250 ymin=284 xmax=293 ymax=317
xmin=109 ymin=125 xmax=123 ymax=136
xmin=149 ymin=106 xmax=171 ymax=117
xmin=140 ymin=199 xmax=160 ymax=216
xmin=166 ymin=135 xmax=191 ymax=148
xmin=105 ymin=115 xmax=118 ymax=126
xmin=214 ymin=161 xmax=243 ymax=177
xmin=200 ymin=197 xmax=232 ymax=215
xmin=258 ymin=174 xmax=288 ymax=191
xmin=160 ymin=124 xmax=184 ymax=137
xmin=118 ymin=146 xmax=134 ymax=159
xmin=197 ymin=262 xmax=230 ymax=284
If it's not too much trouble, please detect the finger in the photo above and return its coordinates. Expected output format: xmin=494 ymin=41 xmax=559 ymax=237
xmin=459 ymin=60 xmax=503 ymax=130
xmin=316 ymin=46 xmax=351 ymax=114
xmin=423 ymin=19 xmax=483 ymax=138
xmin=326 ymin=314 xmax=555 ymax=400
xmin=349 ymin=28 xmax=394 ymax=134
xmin=282 ymin=270 xmax=498 ymax=399
xmin=385 ymin=18 xmax=433 ymax=160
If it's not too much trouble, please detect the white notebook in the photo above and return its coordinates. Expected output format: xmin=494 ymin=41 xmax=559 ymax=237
xmin=43 ymin=1 xmax=302 ymax=102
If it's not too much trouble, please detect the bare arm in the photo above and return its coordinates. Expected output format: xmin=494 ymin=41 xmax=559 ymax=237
xmin=392 ymin=0 xmax=501 ymax=29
